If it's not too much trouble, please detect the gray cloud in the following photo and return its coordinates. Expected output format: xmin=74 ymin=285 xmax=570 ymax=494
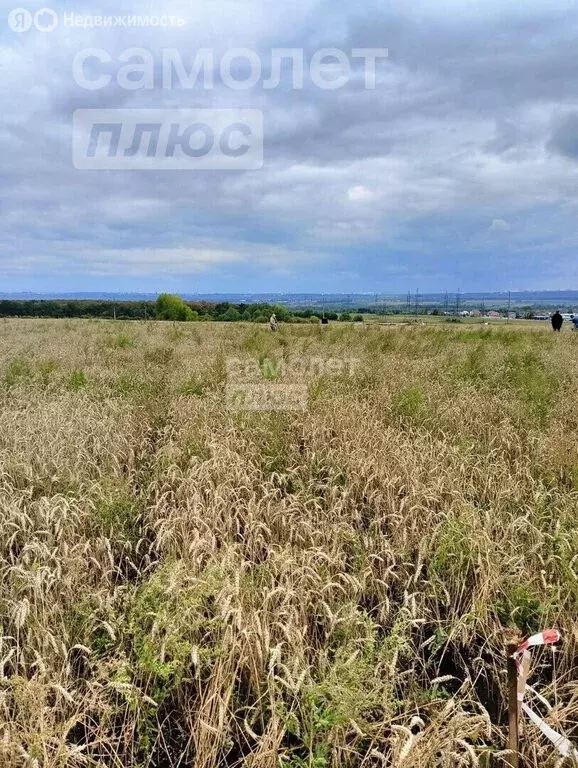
xmin=547 ymin=113 xmax=578 ymax=159
xmin=1 ymin=0 xmax=578 ymax=291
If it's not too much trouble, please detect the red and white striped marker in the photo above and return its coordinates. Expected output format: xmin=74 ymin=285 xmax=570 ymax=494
xmin=509 ymin=628 xmax=574 ymax=761
xmin=512 ymin=629 xmax=560 ymax=675
xmin=516 ymin=629 xmax=560 ymax=655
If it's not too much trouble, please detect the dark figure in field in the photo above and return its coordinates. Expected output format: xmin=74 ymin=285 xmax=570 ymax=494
xmin=552 ymin=311 xmax=563 ymax=332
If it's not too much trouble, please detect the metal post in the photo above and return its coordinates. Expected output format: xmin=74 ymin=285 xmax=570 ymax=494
xmin=506 ymin=642 xmax=520 ymax=768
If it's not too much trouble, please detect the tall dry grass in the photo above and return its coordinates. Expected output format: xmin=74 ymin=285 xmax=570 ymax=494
xmin=0 ymin=318 xmax=577 ymax=767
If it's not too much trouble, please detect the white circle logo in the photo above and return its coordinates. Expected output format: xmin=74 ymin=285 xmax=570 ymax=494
xmin=33 ymin=7 xmax=57 ymax=31
xmin=8 ymin=7 xmax=32 ymax=32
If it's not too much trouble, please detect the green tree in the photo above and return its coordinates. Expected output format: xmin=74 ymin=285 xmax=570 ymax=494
xmin=270 ymin=304 xmax=291 ymax=322
xmin=155 ymin=294 xmax=195 ymax=321
xmin=222 ymin=307 xmax=241 ymax=321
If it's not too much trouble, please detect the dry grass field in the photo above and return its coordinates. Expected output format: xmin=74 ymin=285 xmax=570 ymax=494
xmin=0 ymin=318 xmax=577 ymax=767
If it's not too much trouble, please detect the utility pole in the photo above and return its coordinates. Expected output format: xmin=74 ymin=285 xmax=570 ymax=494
xmin=456 ymin=289 xmax=461 ymax=315
xmin=444 ymin=291 xmax=449 ymax=314
xmin=415 ymin=289 xmax=420 ymax=316
xmin=507 ymin=290 xmax=511 ymax=323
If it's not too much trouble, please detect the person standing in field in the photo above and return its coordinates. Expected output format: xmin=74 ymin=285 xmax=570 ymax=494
xmin=551 ymin=310 xmax=563 ymax=332
xmin=269 ymin=313 xmax=277 ymax=332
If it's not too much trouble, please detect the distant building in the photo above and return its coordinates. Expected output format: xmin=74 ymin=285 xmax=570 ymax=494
xmin=470 ymin=310 xmax=481 ymax=317
xmin=487 ymin=311 xmax=501 ymax=318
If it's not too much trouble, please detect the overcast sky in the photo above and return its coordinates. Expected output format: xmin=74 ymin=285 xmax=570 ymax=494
xmin=2 ymin=0 xmax=578 ymax=293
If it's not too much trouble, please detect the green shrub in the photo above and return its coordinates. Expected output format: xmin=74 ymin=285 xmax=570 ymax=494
xmin=126 ymin=562 xmax=227 ymax=703
xmin=4 ymin=358 xmax=32 ymax=388
xmin=156 ymin=293 xmax=196 ymax=321
xmin=115 ymin=333 xmax=134 ymax=348
xmin=94 ymin=492 xmax=141 ymax=542
xmin=497 ymin=584 xmax=544 ymax=635
xmin=68 ymin=370 xmax=87 ymax=390
xmin=37 ymin=359 xmax=59 ymax=386
xmin=103 ymin=332 xmax=135 ymax=349
xmin=391 ymin=385 xmax=424 ymax=422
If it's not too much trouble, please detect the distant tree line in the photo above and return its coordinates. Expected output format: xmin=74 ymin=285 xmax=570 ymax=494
xmin=0 ymin=296 xmax=364 ymax=323
xmin=1 ymin=295 xmax=563 ymax=321
xmin=0 ymin=299 xmax=152 ymax=319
